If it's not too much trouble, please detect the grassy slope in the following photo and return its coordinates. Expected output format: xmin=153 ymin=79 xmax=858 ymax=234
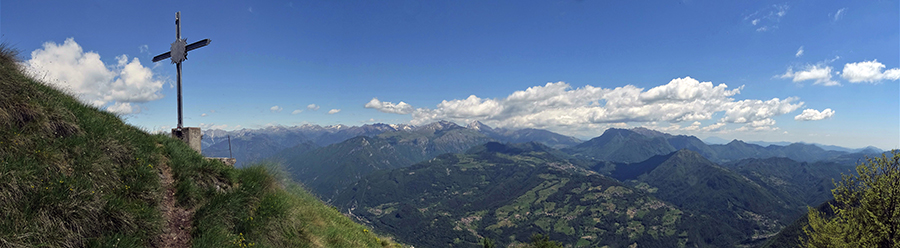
xmin=0 ymin=45 xmax=397 ymax=248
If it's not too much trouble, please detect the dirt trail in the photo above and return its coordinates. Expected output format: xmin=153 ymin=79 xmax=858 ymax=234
xmin=156 ymin=160 xmax=194 ymax=248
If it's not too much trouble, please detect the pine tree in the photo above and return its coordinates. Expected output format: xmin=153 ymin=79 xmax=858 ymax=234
xmin=482 ymin=237 xmax=495 ymax=248
xmin=803 ymin=150 xmax=900 ymax=247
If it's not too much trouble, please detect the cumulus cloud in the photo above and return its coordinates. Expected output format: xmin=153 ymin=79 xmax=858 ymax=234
xmin=328 ymin=109 xmax=341 ymax=114
xmin=736 ymin=118 xmax=779 ymax=132
xmin=779 ymin=65 xmax=839 ymax=86
xmin=841 ymin=60 xmax=900 ymax=83
xmin=201 ymin=113 xmax=208 ymax=117
xmin=270 ymin=105 xmax=283 ymax=113
xmin=25 ymin=38 xmax=164 ymax=114
xmin=702 ymin=122 xmax=727 ymax=132
xmin=392 ymin=77 xmax=806 ymax=134
xmin=682 ymin=121 xmax=702 ymax=131
xmin=307 ymin=104 xmax=320 ymax=111
xmin=795 ymin=46 xmax=804 ymax=57
xmin=291 ymin=109 xmax=303 ymax=114
xmin=364 ymin=98 xmax=414 ymax=114
xmin=795 ymin=108 xmax=835 ymax=121
xmin=106 ymin=102 xmax=140 ymax=115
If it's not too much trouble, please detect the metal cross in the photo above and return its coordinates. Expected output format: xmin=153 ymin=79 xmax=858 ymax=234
xmin=152 ymin=11 xmax=211 ymax=129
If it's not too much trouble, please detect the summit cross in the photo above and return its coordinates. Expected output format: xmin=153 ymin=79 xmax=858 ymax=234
xmin=152 ymin=11 xmax=211 ymax=129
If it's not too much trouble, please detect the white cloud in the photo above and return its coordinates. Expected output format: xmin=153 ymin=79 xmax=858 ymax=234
xmin=201 ymin=113 xmax=208 ymax=117
xmin=139 ymin=45 xmax=149 ymax=55
xmin=307 ymin=104 xmax=320 ymax=111
xmin=682 ymin=121 xmax=702 ymax=131
xmin=841 ymin=60 xmax=900 ymax=83
xmin=775 ymin=4 xmax=788 ymax=17
xmin=328 ymin=109 xmax=341 ymax=114
xmin=795 ymin=108 xmax=834 ymax=121
xmin=270 ymin=105 xmax=283 ymax=113
xmin=25 ymin=38 xmax=165 ymax=114
xmin=199 ymin=123 xmax=230 ymax=130
xmin=746 ymin=4 xmax=789 ymax=32
xmin=832 ymin=8 xmax=846 ymax=21
xmin=106 ymin=102 xmax=140 ymax=115
xmin=779 ymin=65 xmax=839 ymax=86
xmin=291 ymin=109 xmax=303 ymax=114
xmin=400 ymin=77 xmax=806 ymax=135
xmin=795 ymin=46 xmax=804 ymax=57
xmin=364 ymin=98 xmax=414 ymax=114
xmin=702 ymin=122 xmax=726 ymax=132
xmin=720 ymin=97 xmax=802 ymax=125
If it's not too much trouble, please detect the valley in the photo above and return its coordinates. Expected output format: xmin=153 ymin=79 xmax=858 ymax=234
xmin=201 ymin=121 xmax=881 ymax=247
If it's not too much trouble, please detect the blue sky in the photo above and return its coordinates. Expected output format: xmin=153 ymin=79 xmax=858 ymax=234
xmin=2 ymin=0 xmax=898 ymax=149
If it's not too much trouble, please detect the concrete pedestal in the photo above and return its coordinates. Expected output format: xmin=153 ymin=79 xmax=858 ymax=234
xmin=172 ymin=127 xmax=202 ymax=153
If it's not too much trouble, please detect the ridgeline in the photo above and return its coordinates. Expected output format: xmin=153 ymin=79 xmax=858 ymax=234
xmin=0 ymin=44 xmax=399 ymax=248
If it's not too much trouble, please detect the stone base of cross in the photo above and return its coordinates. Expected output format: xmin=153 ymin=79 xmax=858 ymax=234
xmin=172 ymin=127 xmax=202 ymax=153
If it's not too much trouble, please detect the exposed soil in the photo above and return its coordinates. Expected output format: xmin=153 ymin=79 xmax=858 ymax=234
xmin=155 ymin=160 xmax=194 ymax=248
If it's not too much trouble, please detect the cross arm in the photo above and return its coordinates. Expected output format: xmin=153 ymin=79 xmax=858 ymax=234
xmin=186 ymin=39 xmax=211 ymax=51
xmin=152 ymin=39 xmax=212 ymax=63
xmin=152 ymin=52 xmax=171 ymax=63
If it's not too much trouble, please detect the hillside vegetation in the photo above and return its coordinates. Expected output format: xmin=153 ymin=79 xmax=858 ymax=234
xmin=0 ymin=45 xmax=398 ymax=247
xmin=334 ymin=142 xmax=726 ymax=247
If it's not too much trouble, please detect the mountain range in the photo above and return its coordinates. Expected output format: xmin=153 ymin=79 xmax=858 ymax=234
xmin=567 ymin=127 xmax=878 ymax=164
xmin=275 ymin=121 xmax=494 ymax=200
xmin=704 ymin=136 xmax=883 ymax=154
xmin=333 ymin=142 xmax=710 ymax=247
xmin=199 ymin=120 xmax=884 ymax=247
xmin=329 ymin=141 xmax=868 ymax=247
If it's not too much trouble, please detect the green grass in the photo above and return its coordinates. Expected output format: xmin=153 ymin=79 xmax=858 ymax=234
xmin=0 ymin=44 xmax=401 ymax=247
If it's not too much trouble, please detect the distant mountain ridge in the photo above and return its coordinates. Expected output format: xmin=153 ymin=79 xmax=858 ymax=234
xmin=565 ymin=128 xmax=877 ymax=164
xmin=702 ymin=136 xmax=884 ymax=153
xmin=201 ymin=121 xmax=581 ymax=166
xmin=201 ymin=123 xmax=414 ymax=166
xmin=465 ymin=121 xmax=582 ymax=149
xmin=278 ymin=121 xmax=495 ymax=200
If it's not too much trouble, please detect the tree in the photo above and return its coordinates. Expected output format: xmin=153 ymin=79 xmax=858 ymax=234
xmin=482 ymin=237 xmax=495 ymax=248
xmin=527 ymin=233 xmax=563 ymax=248
xmin=803 ymin=150 xmax=900 ymax=247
